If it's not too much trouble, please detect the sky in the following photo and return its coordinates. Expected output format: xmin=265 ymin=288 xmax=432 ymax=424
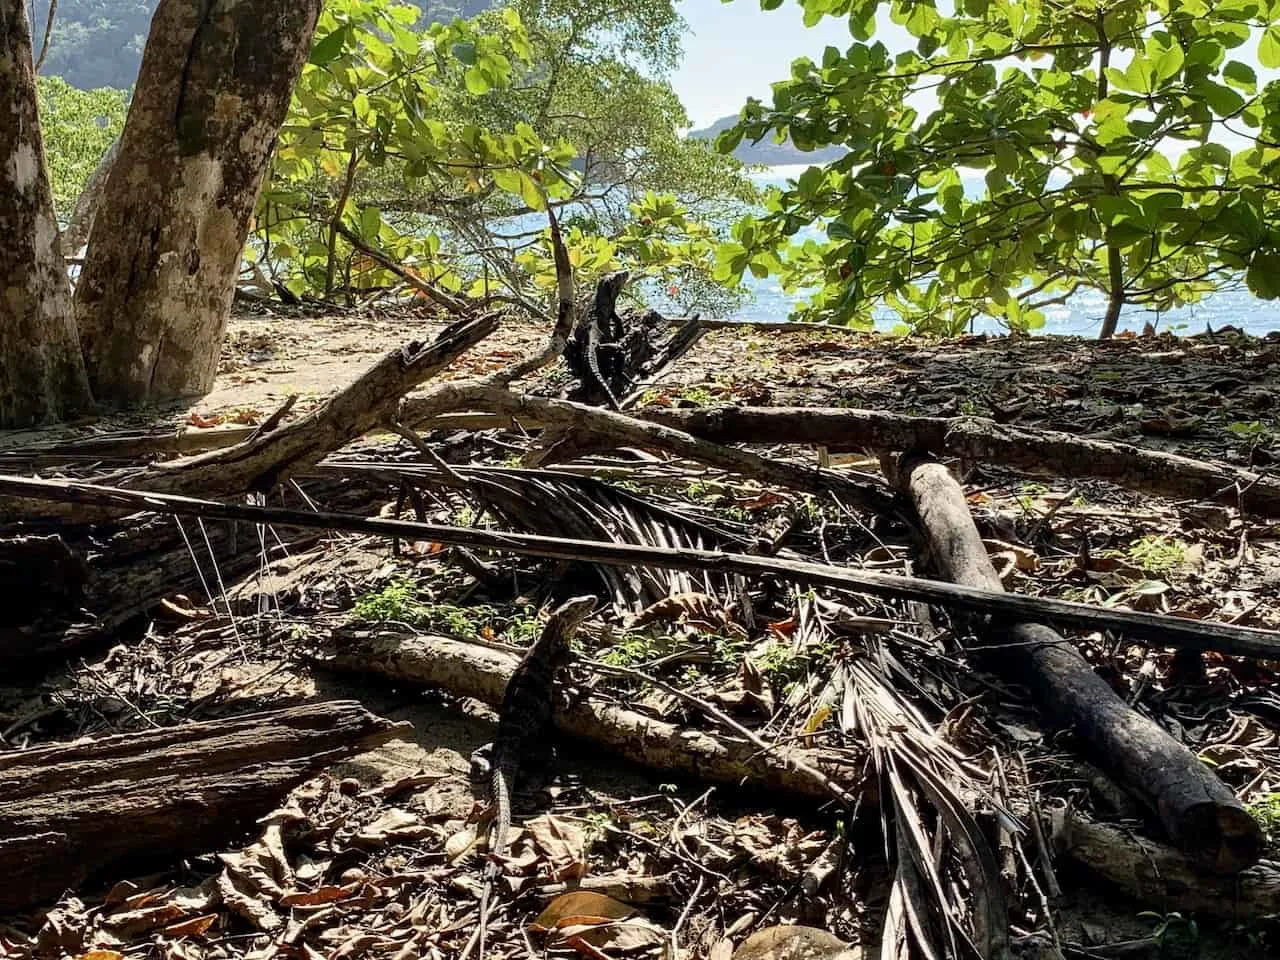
xmin=670 ymin=0 xmax=861 ymax=128
xmin=668 ymin=0 xmax=1273 ymax=146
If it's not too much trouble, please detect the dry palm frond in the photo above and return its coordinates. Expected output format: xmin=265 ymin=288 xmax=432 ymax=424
xmin=838 ymin=644 xmax=1019 ymax=960
xmin=319 ymin=460 xmax=749 ymax=610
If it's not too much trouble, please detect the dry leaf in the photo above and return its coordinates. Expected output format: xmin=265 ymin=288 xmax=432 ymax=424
xmin=524 ymin=815 xmax=587 ymax=882
xmin=533 ymin=891 xmax=637 ymax=929
xmin=553 ymin=918 xmax=666 ymax=952
xmin=162 ymin=914 xmax=219 ymax=938
xmin=77 ymin=952 xmax=125 ymax=960
xmin=278 ymin=885 xmax=356 ymax=907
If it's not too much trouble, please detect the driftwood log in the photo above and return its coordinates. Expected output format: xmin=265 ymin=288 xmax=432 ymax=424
xmin=890 ymin=453 xmax=1263 ymax=874
xmin=1053 ymin=812 xmax=1280 ymax=920
xmin=0 ymin=700 xmax=406 ymax=911
xmin=313 ymin=627 xmax=856 ymax=801
xmin=0 ymin=473 xmax=380 ymax=663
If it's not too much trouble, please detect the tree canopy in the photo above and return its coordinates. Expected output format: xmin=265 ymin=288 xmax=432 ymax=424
xmin=714 ymin=0 xmax=1280 ymax=336
xmin=252 ymin=0 xmax=753 ymax=317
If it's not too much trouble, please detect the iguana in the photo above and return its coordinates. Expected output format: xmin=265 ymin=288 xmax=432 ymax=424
xmin=468 ymin=595 xmax=596 ymax=960
xmin=574 ymin=271 xmax=629 ymax=410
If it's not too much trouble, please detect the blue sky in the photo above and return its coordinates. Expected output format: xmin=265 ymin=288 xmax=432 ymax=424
xmin=670 ymin=0 xmax=912 ymax=127
xmin=670 ymin=0 xmax=851 ymax=127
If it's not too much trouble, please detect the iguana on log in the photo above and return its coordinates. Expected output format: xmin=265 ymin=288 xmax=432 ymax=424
xmin=573 ymin=271 xmax=629 ymax=410
xmin=467 ymin=596 xmax=595 ymax=960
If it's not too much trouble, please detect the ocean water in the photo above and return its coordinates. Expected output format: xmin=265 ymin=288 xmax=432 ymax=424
xmin=737 ymin=165 xmax=1280 ymax=337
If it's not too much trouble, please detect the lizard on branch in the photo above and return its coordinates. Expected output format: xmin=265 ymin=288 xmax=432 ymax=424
xmin=465 ymin=595 xmax=596 ymax=960
xmin=573 ymin=271 xmax=629 ymax=410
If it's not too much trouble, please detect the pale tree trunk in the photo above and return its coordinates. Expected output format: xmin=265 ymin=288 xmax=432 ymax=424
xmin=0 ymin=0 xmax=94 ymax=428
xmin=74 ymin=0 xmax=321 ymax=408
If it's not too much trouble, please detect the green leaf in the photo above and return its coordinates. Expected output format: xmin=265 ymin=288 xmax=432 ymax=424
xmin=1246 ymin=251 xmax=1280 ymax=298
xmin=1223 ymin=59 xmax=1257 ymax=92
xmin=518 ymin=171 xmax=545 ymax=211
xmin=360 ymin=206 xmax=381 ymax=240
xmin=1152 ymin=42 xmax=1184 ymax=82
xmin=1261 ymin=27 xmax=1280 ymax=69
xmin=464 ymin=67 xmax=491 ymax=95
xmin=309 ymin=27 xmax=347 ymax=66
xmin=452 ymin=41 xmax=477 ymax=65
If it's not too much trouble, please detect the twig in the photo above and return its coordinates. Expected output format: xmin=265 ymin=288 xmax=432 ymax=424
xmin=34 ymin=0 xmax=56 ymax=73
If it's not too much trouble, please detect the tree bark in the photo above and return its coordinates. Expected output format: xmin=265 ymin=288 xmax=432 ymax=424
xmin=892 ymin=454 xmax=1263 ymax=874
xmin=0 ymin=700 xmax=407 ymax=911
xmin=74 ymin=0 xmax=322 ymax=407
xmin=0 ymin=0 xmax=94 ymax=428
xmin=314 ymin=627 xmax=855 ymax=802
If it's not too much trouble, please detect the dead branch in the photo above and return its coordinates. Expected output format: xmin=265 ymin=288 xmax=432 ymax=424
xmin=312 ymin=627 xmax=857 ymax=802
xmin=647 ymin=405 xmax=1280 ymax=518
xmin=1052 ymin=811 xmax=1280 ymax=919
xmin=0 ymin=313 xmax=499 ymax=523
xmin=400 ymin=384 xmax=897 ymax=515
xmin=0 ymin=700 xmax=407 ymax=911
xmin=5 ymin=474 xmax=1280 ymax=659
xmin=333 ymin=221 xmax=469 ymax=314
xmin=891 ymin=453 xmax=1262 ymax=873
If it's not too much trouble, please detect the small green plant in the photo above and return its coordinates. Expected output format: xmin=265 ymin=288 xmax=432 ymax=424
xmin=677 ymin=385 xmax=715 ymax=406
xmin=755 ymin=640 xmax=835 ymax=692
xmin=353 ymin=578 xmax=426 ymax=623
xmin=599 ymin=633 xmax=662 ymax=667
xmin=581 ymin=811 xmax=615 ymax=846
xmin=1137 ymin=911 xmax=1198 ymax=954
xmin=1248 ymin=793 xmax=1280 ymax=848
xmin=1228 ymin=420 xmax=1277 ymax=449
xmin=1126 ymin=536 xmax=1189 ymax=576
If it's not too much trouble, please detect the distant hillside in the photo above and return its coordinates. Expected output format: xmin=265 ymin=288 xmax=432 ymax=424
xmin=34 ymin=0 xmax=493 ymax=91
xmin=688 ymin=114 xmax=847 ymax=167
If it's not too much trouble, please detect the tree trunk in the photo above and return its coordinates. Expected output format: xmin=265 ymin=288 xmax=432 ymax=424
xmin=74 ymin=0 xmax=322 ymax=408
xmin=0 ymin=0 xmax=94 ymax=428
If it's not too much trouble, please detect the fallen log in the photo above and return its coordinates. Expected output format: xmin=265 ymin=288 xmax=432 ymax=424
xmin=1053 ymin=812 xmax=1280 ymax=920
xmin=645 ymin=405 xmax=1280 ymax=517
xmin=891 ymin=453 xmax=1262 ymax=874
xmin=401 ymin=385 xmax=897 ymax=515
xmin=0 ymin=473 xmax=380 ymax=664
xmin=0 ymin=700 xmax=407 ymax=911
xmin=312 ymin=627 xmax=856 ymax=802
xmin=5 ymin=474 xmax=1280 ymax=660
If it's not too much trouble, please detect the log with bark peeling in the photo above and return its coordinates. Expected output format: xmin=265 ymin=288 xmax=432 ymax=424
xmin=890 ymin=453 xmax=1263 ymax=874
xmin=312 ymin=627 xmax=856 ymax=801
xmin=0 ymin=700 xmax=407 ymax=911
xmin=1053 ymin=812 xmax=1280 ymax=920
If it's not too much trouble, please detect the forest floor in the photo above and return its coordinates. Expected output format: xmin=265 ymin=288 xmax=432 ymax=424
xmin=3 ymin=300 xmax=1280 ymax=960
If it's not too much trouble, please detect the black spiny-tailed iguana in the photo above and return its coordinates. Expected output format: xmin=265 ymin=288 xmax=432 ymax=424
xmin=467 ymin=595 xmax=595 ymax=960
xmin=575 ymin=271 xmax=629 ymax=410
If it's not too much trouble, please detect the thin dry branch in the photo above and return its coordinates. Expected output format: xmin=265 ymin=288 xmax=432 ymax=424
xmin=4 ymin=474 xmax=1280 ymax=659
xmin=401 ymin=384 xmax=897 ymax=515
